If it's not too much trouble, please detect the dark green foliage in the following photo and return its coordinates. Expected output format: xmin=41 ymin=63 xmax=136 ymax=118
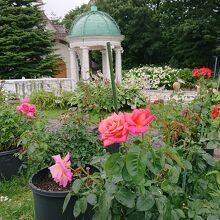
xmin=68 ymin=80 xmax=147 ymax=114
xmin=0 ymin=0 xmax=58 ymax=79
xmin=30 ymin=90 xmax=73 ymax=110
xmin=45 ymin=123 xmax=103 ymax=165
xmin=0 ymin=104 xmax=28 ymax=151
xmin=63 ymin=0 xmax=220 ymax=69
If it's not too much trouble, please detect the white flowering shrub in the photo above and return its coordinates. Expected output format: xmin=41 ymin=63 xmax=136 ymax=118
xmin=123 ymin=65 xmax=194 ymax=89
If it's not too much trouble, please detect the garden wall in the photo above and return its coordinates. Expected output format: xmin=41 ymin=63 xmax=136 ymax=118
xmin=2 ymin=78 xmax=75 ymax=98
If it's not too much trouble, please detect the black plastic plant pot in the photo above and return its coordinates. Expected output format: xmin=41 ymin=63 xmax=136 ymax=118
xmin=0 ymin=147 xmax=22 ymax=180
xmin=106 ymin=143 xmax=120 ymax=153
xmin=29 ymin=166 xmax=99 ymax=220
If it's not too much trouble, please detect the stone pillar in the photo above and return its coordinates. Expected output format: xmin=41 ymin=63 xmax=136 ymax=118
xmin=101 ymin=49 xmax=110 ymax=80
xmin=115 ymin=47 xmax=122 ymax=83
xmin=81 ymin=46 xmax=90 ymax=80
xmin=69 ymin=48 xmax=79 ymax=88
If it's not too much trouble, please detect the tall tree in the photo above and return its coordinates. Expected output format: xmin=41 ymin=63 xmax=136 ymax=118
xmin=160 ymin=0 xmax=220 ymax=68
xmin=0 ymin=0 xmax=58 ymax=79
xmin=63 ymin=0 xmax=220 ymax=69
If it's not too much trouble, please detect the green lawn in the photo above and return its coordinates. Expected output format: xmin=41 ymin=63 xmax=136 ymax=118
xmin=0 ymin=175 xmax=34 ymax=220
xmin=41 ymin=109 xmax=68 ymax=119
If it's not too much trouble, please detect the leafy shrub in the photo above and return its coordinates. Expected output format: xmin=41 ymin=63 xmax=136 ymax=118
xmin=68 ymin=80 xmax=147 ymax=113
xmin=20 ymin=120 xmax=104 ymax=171
xmin=31 ymin=90 xmax=57 ymax=110
xmin=124 ymin=65 xmax=194 ymax=89
xmin=45 ymin=123 xmax=103 ymax=165
xmin=30 ymin=90 xmax=73 ymax=110
xmin=0 ymin=104 xmax=28 ymax=151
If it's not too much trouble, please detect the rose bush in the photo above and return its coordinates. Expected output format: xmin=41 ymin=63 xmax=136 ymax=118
xmin=0 ymin=98 xmax=37 ymax=152
xmin=47 ymin=105 xmax=220 ymax=219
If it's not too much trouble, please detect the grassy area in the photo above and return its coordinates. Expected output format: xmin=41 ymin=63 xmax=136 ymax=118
xmin=41 ymin=109 xmax=68 ymax=120
xmin=0 ymin=175 xmax=34 ymax=220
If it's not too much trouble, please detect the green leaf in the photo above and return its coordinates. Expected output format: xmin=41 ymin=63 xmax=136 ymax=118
xmin=202 ymin=153 xmax=216 ymax=166
xmin=62 ymin=192 xmax=71 ymax=213
xmin=73 ymin=200 xmax=81 ymax=218
xmin=171 ymin=210 xmax=179 ymax=220
xmin=168 ymin=166 xmax=180 ymax=184
xmin=105 ymin=181 xmax=118 ymax=194
xmin=175 ymin=209 xmax=185 ymax=218
xmin=92 ymin=192 xmax=112 ymax=220
xmin=161 ymin=180 xmax=173 ymax=192
xmin=105 ymin=153 xmax=123 ymax=177
xmin=79 ymin=197 xmax=87 ymax=214
xmin=207 ymin=215 xmax=219 ymax=220
xmin=194 ymin=216 xmax=203 ymax=220
xmin=87 ymin=193 xmax=97 ymax=206
xmin=115 ymin=187 xmax=136 ymax=208
xmin=216 ymin=173 xmax=220 ymax=185
xmin=122 ymin=165 xmax=132 ymax=182
xmin=126 ymin=146 xmax=146 ymax=182
xmin=136 ymin=191 xmax=155 ymax=211
xmin=72 ymin=179 xmax=83 ymax=194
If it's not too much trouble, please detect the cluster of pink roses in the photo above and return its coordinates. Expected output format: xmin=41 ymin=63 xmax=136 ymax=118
xmin=16 ymin=97 xmax=37 ymax=118
xmin=192 ymin=67 xmax=212 ymax=78
xmin=211 ymin=104 xmax=219 ymax=119
xmin=98 ymin=108 xmax=156 ymax=147
xmin=49 ymin=153 xmax=72 ymax=188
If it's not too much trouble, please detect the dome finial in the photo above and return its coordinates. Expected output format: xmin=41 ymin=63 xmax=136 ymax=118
xmin=90 ymin=0 xmax=97 ymax=11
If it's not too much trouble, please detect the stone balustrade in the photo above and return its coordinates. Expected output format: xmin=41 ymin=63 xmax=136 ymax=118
xmin=1 ymin=78 xmax=76 ymax=98
xmin=1 ymin=78 xmax=198 ymax=102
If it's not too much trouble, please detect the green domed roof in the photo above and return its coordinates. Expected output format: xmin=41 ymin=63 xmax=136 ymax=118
xmin=69 ymin=5 xmax=122 ymax=37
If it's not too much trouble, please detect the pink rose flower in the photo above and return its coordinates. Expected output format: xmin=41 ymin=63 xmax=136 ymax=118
xmin=26 ymin=112 xmax=34 ymax=119
xmin=49 ymin=153 xmax=72 ymax=188
xmin=21 ymin=97 xmax=30 ymax=104
xmin=98 ymin=112 xmax=129 ymax=147
xmin=16 ymin=97 xmax=37 ymax=118
xmin=29 ymin=104 xmax=37 ymax=113
xmin=20 ymin=103 xmax=31 ymax=113
xmin=16 ymin=105 xmax=23 ymax=113
xmin=124 ymin=108 xmax=156 ymax=134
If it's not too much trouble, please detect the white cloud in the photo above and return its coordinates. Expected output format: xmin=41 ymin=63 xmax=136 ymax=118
xmin=43 ymin=0 xmax=90 ymax=19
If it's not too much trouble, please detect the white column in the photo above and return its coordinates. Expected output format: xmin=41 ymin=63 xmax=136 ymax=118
xmin=115 ymin=47 xmax=122 ymax=83
xmin=101 ymin=50 xmax=107 ymax=79
xmin=81 ymin=46 xmax=90 ymax=80
xmin=69 ymin=48 xmax=79 ymax=85
xmin=101 ymin=49 xmax=111 ymax=80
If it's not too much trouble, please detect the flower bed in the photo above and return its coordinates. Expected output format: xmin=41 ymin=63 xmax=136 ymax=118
xmin=123 ymin=65 xmax=195 ymax=89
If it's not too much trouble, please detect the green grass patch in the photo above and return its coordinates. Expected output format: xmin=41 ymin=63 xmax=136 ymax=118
xmin=41 ymin=109 xmax=68 ymax=119
xmin=0 ymin=175 xmax=34 ymax=220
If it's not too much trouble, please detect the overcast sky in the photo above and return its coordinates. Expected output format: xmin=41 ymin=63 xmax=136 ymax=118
xmin=43 ymin=0 xmax=90 ymax=19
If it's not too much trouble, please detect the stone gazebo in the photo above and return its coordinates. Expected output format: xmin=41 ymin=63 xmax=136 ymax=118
xmin=66 ymin=5 xmax=124 ymax=86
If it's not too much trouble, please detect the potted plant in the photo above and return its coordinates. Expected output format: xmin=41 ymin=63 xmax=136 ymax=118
xmin=0 ymin=98 xmax=37 ymax=180
xmin=29 ymin=153 xmax=99 ymax=220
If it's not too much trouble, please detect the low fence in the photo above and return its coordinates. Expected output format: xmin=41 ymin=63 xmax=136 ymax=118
xmin=1 ymin=78 xmax=75 ymax=98
xmin=1 ymin=78 xmax=198 ymax=102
